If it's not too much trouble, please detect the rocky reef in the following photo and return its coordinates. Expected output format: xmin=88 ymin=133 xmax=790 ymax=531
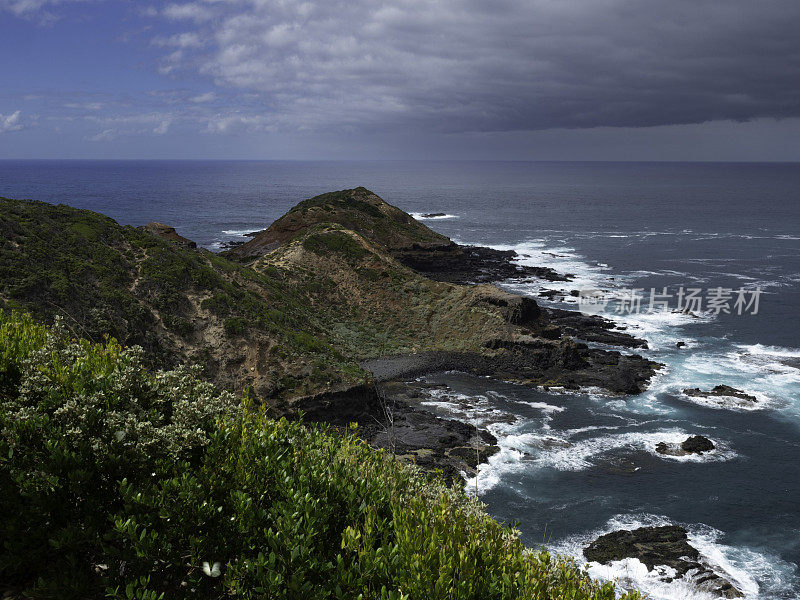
xmin=656 ymin=435 xmax=715 ymax=456
xmin=584 ymin=525 xmax=742 ymax=598
xmin=684 ymin=385 xmax=757 ymax=403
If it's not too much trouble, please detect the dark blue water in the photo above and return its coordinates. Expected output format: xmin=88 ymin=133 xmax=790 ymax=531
xmin=2 ymin=160 xmax=799 ymax=598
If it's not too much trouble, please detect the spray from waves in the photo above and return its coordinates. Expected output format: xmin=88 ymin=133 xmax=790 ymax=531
xmin=410 ymin=212 xmax=459 ymax=220
xmin=221 ymin=228 xmax=260 ymax=236
xmin=474 ymin=236 xmax=800 ymax=416
xmin=550 ymin=513 xmax=799 ymax=600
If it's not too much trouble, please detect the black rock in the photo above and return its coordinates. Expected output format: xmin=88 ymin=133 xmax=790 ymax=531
xmin=684 ymin=385 xmax=757 ymax=402
xmin=546 ymin=307 xmax=649 ymax=349
xmin=419 ymin=212 xmax=446 ymax=218
xmin=681 ymin=435 xmax=715 ymax=453
xmin=585 ymin=526 xmax=742 ymax=598
xmin=676 ymin=341 xmax=687 ymax=348
xmin=656 ymin=435 xmax=715 ymax=456
xmin=395 ymin=243 xmax=570 ymax=285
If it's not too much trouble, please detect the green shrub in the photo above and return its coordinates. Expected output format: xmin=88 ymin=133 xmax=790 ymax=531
xmin=0 ymin=311 xmax=236 ymax=597
xmin=302 ymin=230 xmax=368 ymax=262
xmin=224 ymin=316 xmax=249 ymax=335
xmin=0 ymin=312 xmax=639 ymax=600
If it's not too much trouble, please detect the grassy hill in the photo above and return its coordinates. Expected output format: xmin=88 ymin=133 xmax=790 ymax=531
xmin=0 ymin=191 xmax=651 ymax=598
xmin=0 ymin=197 xmax=366 ymax=400
xmin=227 ymin=187 xmax=452 ymax=258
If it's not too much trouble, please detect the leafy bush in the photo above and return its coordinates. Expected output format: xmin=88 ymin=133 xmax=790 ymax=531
xmin=0 ymin=311 xmax=237 ymax=597
xmin=0 ymin=311 xmax=639 ymax=600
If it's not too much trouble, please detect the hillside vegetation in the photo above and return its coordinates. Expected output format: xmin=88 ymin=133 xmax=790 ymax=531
xmin=0 ymin=197 xmax=368 ymax=400
xmin=0 ymin=195 xmax=555 ymax=402
xmin=227 ymin=187 xmax=451 ymax=258
xmin=0 ymin=310 xmax=640 ymax=600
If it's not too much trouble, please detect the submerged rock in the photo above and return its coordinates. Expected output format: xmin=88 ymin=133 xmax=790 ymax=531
xmin=584 ymin=525 xmax=742 ymax=598
xmin=419 ymin=212 xmax=446 ymax=218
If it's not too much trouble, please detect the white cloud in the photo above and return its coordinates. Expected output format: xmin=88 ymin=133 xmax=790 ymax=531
xmin=162 ymin=2 xmax=213 ymax=22
xmin=0 ymin=110 xmax=24 ymax=133
xmin=153 ymin=119 xmax=171 ymax=134
xmin=89 ymin=128 xmax=117 ymax=142
xmin=190 ymin=92 xmax=216 ymax=103
xmin=153 ymin=32 xmax=204 ymax=48
xmin=1 ymin=0 xmax=102 ymax=23
xmin=64 ymin=102 xmax=104 ymax=110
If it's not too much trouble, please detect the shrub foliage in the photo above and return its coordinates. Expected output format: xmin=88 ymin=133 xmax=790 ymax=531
xmin=0 ymin=311 xmax=638 ymax=600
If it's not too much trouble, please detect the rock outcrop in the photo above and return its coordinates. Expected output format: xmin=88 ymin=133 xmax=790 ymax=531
xmin=226 ymin=187 xmax=567 ymax=285
xmin=585 ymin=526 xmax=742 ymax=598
xmin=139 ymin=222 xmax=197 ymax=248
xmin=683 ymin=385 xmax=757 ymax=402
xmin=656 ymin=435 xmax=715 ymax=456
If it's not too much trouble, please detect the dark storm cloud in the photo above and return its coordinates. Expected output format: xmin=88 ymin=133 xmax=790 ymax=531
xmin=143 ymin=0 xmax=800 ymax=133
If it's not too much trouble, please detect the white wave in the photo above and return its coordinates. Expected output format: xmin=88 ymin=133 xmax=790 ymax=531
xmin=222 ymin=228 xmax=259 ymax=236
xmin=551 ymin=514 xmax=797 ymax=600
xmin=672 ymin=347 xmax=800 ymax=411
xmin=737 ymin=343 xmax=800 ymax=359
xmin=410 ymin=212 xmax=459 ymax=220
xmin=530 ymin=428 xmax=735 ymax=471
xmin=484 ymin=239 xmax=615 ymax=292
xmin=468 ymin=420 xmax=735 ymax=494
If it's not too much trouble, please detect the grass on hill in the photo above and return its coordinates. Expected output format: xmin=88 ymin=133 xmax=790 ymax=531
xmin=228 ymin=187 xmax=451 ymax=258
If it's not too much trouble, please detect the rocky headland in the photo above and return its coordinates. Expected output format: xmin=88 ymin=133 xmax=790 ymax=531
xmin=0 ymin=188 xmax=660 ymax=479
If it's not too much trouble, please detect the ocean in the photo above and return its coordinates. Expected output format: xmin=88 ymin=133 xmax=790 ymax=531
xmin=2 ymin=160 xmax=799 ymax=599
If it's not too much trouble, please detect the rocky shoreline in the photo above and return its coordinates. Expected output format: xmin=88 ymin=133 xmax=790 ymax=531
xmin=151 ymin=189 xmax=759 ymax=598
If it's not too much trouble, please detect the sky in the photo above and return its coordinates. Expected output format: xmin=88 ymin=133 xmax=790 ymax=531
xmin=1 ymin=0 xmax=800 ymax=161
